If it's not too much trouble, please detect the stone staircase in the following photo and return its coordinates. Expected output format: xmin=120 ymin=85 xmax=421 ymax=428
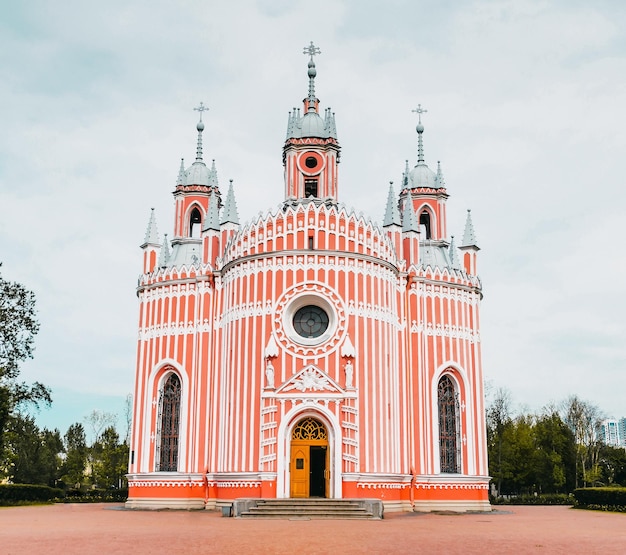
xmin=231 ymin=498 xmax=383 ymax=520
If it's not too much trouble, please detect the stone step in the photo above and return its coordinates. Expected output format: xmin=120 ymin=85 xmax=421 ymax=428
xmin=233 ymin=498 xmax=383 ymax=520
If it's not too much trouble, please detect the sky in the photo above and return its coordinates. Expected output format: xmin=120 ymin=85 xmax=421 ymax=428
xmin=1 ymin=0 xmax=625 ymax=437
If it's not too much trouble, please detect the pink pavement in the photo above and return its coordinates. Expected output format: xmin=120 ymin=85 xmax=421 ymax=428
xmin=0 ymin=504 xmax=624 ymax=554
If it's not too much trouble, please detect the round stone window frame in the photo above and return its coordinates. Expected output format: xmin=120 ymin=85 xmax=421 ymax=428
xmin=283 ymin=294 xmax=336 ymax=347
xmin=297 ymin=151 xmax=325 ymax=176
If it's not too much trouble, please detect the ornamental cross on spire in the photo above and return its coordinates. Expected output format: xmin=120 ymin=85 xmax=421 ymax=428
xmin=193 ymin=102 xmax=209 ymax=121
xmin=412 ymin=104 xmax=428 ymax=124
xmin=303 ymin=41 xmax=321 ymax=59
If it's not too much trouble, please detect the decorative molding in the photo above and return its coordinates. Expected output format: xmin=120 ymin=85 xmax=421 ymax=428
xmin=280 ymin=366 xmax=339 ymax=393
xmin=218 ymin=300 xmax=273 ymax=327
xmin=221 ymin=254 xmax=399 ymax=287
xmin=356 ymin=482 xmax=410 ymax=490
xmin=273 ymin=283 xmax=346 ymax=358
xmin=413 ymin=482 xmax=489 ymax=490
xmin=209 ymin=481 xmax=262 ymax=488
xmin=128 ymin=479 xmax=204 ymax=488
xmin=346 ymin=300 xmax=401 ymax=328
xmin=410 ymin=322 xmax=481 ymax=343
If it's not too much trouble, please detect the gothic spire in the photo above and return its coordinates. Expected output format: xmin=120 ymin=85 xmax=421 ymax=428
xmin=436 ymin=160 xmax=446 ymax=189
xmin=176 ymin=158 xmax=185 ymax=185
xmin=303 ymin=41 xmax=321 ymax=112
xmin=143 ymin=208 xmax=160 ymax=245
xmin=402 ymin=199 xmax=420 ymax=233
xmin=158 ymin=234 xmax=170 ymax=267
xmin=208 ymin=159 xmax=219 ymax=188
xmin=383 ymin=182 xmax=401 ymax=227
xmin=412 ymin=104 xmax=428 ymax=165
xmin=193 ymin=102 xmax=209 ymax=162
xmin=461 ymin=209 xmax=478 ymax=247
xmin=203 ymin=191 xmax=221 ymax=232
xmin=449 ymin=235 xmax=461 ymax=270
xmin=221 ymin=179 xmax=240 ymax=226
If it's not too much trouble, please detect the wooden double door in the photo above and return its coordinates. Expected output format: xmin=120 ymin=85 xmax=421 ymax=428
xmin=289 ymin=418 xmax=330 ymax=498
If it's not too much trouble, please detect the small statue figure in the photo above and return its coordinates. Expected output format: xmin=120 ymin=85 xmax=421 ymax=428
xmin=265 ymin=360 xmax=275 ymax=389
xmin=345 ymin=360 xmax=354 ymax=389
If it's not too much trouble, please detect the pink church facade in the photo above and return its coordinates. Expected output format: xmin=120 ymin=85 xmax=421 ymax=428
xmin=126 ymin=45 xmax=490 ymax=512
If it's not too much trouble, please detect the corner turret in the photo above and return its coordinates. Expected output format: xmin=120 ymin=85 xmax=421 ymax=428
xmin=459 ymin=209 xmax=480 ymax=275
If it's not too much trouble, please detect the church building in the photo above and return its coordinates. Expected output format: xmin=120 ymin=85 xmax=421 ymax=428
xmin=126 ymin=44 xmax=491 ymax=512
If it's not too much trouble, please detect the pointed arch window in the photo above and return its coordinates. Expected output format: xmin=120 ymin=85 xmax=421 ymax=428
xmin=156 ymin=373 xmax=181 ymax=472
xmin=420 ymin=210 xmax=432 ymax=239
xmin=438 ymin=375 xmax=460 ymax=473
xmin=189 ymin=207 xmax=202 ymax=238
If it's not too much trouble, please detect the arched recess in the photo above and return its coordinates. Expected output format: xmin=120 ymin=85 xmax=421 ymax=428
xmin=418 ymin=205 xmax=435 ymax=240
xmin=155 ymin=373 xmax=181 ymax=471
xmin=276 ymin=404 xmax=342 ymax=499
xmin=430 ymin=365 xmax=468 ymax=475
xmin=187 ymin=205 xmax=204 ymax=238
xmin=142 ymin=361 xmax=190 ymax=473
xmin=438 ymin=375 xmax=460 ymax=473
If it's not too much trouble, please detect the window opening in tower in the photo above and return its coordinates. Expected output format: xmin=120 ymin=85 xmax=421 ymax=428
xmin=305 ymin=179 xmax=318 ymax=198
xmin=420 ymin=211 xmax=432 ymax=239
xmin=189 ymin=207 xmax=202 ymax=238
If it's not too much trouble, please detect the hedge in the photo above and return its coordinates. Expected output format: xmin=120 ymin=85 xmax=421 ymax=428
xmin=62 ymin=488 xmax=128 ymax=503
xmin=0 ymin=484 xmax=64 ymax=505
xmin=573 ymin=488 xmax=626 ymax=512
xmin=490 ymin=493 xmax=573 ymax=506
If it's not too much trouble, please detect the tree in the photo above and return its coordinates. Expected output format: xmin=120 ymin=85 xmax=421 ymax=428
xmin=92 ymin=426 xmax=129 ymax=489
xmin=486 ymin=387 xmax=513 ymax=495
xmin=3 ymin=414 xmax=63 ymax=486
xmin=84 ymin=409 xmax=116 ymax=445
xmin=0 ymin=264 xmax=51 ymax=457
xmin=598 ymin=445 xmax=626 ymax=487
xmin=62 ymin=422 xmax=88 ymax=488
xmin=562 ymin=396 xmax=603 ymax=488
xmin=532 ymin=410 xmax=576 ymax=493
xmin=123 ymin=393 xmax=133 ymax=445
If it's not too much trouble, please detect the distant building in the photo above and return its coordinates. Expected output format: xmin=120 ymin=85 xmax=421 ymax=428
xmin=126 ymin=45 xmax=491 ymax=512
xmin=598 ymin=419 xmax=626 ymax=448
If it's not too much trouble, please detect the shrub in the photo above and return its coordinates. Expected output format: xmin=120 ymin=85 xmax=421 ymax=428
xmin=0 ymin=484 xmax=64 ymax=505
xmin=62 ymin=488 xmax=128 ymax=503
xmin=490 ymin=493 xmax=573 ymax=505
xmin=573 ymin=488 xmax=626 ymax=512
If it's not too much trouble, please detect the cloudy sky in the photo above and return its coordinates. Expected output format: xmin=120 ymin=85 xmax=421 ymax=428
xmin=1 ymin=0 xmax=625 ymax=436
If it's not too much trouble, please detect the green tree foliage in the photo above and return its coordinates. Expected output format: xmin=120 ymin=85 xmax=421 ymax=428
xmin=486 ymin=387 xmax=512 ymax=494
xmin=532 ymin=411 xmax=576 ymax=493
xmin=3 ymin=414 xmax=63 ymax=487
xmin=0 ymin=265 xmax=51 ymax=458
xmin=487 ymin=393 xmax=578 ymax=496
xmin=92 ymin=426 xmax=129 ymax=489
xmin=62 ymin=423 xmax=87 ymax=488
xmin=598 ymin=445 xmax=626 ymax=487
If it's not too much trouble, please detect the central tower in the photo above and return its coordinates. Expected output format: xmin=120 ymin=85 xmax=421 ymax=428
xmin=283 ymin=42 xmax=340 ymax=201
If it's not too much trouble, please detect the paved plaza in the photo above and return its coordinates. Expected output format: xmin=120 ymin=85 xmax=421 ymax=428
xmin=1 ymin=503 xmax=624 ymax=554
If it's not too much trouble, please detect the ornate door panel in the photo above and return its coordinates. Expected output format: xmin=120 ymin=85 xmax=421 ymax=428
xmin=290 ymin=446 xmax=309 ymax=498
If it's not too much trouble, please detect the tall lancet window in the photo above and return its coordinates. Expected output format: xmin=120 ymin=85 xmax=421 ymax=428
xmin=438 ymin=375 xmax=460 ymax=473
xmin=419 ymin=210 xmax=432 ymax=239
xmin=189 ymin=207 xmax=202 ymax=238
xmin=156 ymin=373 xmax=181 ymax=472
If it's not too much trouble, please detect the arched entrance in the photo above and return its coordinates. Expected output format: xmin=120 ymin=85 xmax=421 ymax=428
xmin=290 ymin=417 xmax=329 ymax=498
